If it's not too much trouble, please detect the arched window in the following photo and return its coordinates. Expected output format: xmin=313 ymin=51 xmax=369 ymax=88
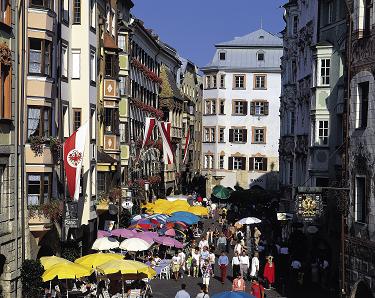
xmin=257 ymin=50 xmax=265 ymax=61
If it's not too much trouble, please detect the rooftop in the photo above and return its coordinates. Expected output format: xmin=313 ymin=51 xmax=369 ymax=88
xmin=216 ymin=29 xmax=282 ymax=48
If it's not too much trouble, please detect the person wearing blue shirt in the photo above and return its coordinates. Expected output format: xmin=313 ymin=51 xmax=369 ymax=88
xmin=217 ymin=251 xmax=229 ymax=284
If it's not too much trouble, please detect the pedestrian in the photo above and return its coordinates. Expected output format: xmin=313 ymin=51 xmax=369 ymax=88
xmin=208 ymin=247 xmax=215 ymax=272
xmin=200 ymin=246 xmax=209 ymax=269
xmin=217 ymin=251 xmax=229 ymax=284
xmin=234 ymin=241 xmax=242 ymax=255
xmin=186 ymin=254 xmax=193 ymax=277
xmin=263 ymin=255 xmax=275 ymax=289
xmin=206 ymin=228 xmax=213 ymax=245
xmin=250 ymin=252 xmax=259 ymax=278
xmin=172 ymin=252 xmax=181 ymax=280
xmin=196 ymin=285 xmax=209 ymax=298
xmin=239 ymin=251 xmax=250 ymax=279
xmin=231 ymin=251 xmax=241 ymax=279
xmin=175 ymin=283 xmax=190 ymax=298
xmin=254 ymin=227 xmax=261 ymax=248
xmin=217 ymin=233 xmax=227 ymax=253
xmin=250 ymin=277 xmax=265 ymax=298
xmin=201 ymin=260 xmax=213 ymax=290
xmin=192 ymin=248 xmax=200 ymax=277
xmin=232 ymin=274 xmax=246 ymax=292
xmin=178 ymin=250 xmax=186 ymax=278
xmin=199 ymin=237 xmax=209 ymax=252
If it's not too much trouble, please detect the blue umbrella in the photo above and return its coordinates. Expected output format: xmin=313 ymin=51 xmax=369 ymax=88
xmin=148 ymin=213 xmax=170 ymax=224
xmin=212 ymin=291 xmax=255 ymax=298
xmin=171 ymin=211 xmax=200 ymax=221
xmin=167 ymin=214 xmax=199 ymax=225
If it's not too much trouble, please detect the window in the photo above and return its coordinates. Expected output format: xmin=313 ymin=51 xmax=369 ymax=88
xmin=29 ymin=38 xmax=52 ymax=76
xmin=250 ymin=101 xmax=269 ymax=116
xmin=27 ymin=106 xmax=51 ymax=139
xmin=320 ymin=58 xmax=330 ymax=85
xmin=229 ymin=128 xmax=247 ymax=143
xmin=357 ymin=82 xmax=369 ymax=129
xmin=105 ymin=54 xmax=117 ymax=78
xmin=289 ymin=161 xmax=293 ymax=184
xmin=228 ymin=156 xmax=246 ymax=170
xmin=219 ymin=127 xmax=225 ymax=142
xmin=0 ymin=63 xmax=11 ymax=119
xmin=118 ymin=35 xmax=127 ymax=52
xmin=220 ymin=74 xmax=225 ymax=88
xmin=62 ymin=0 xmax=69 ymax=23
xmin=203 ymin=127 xmax=215 ymax=142
xmin=233 ymin=75 xmax=245 ymax=89
xmin=254 ymin=74 xmax=267 ymax=89
xmin=30 ymin=0 xmax=53 ymax=10
xmin=219 ymin=155 xmax=224 ymax=169
xmin=105 ymin=4 xmax=110 ymax=32
xmin=291 ymin=60 xmax=297 ymax=83
xmin=317 ymin=120 xmax=329 ymax=145
xmin=71 ymin=49 xmax=81 ymax=79
xmin=0 ymin=0 xmax=11 ymax=25
xmin=97 ymin=172 xmax=105 ymax=193
xmin=233 ymin=157 xmax=244 ymax=170
xmin=205 ymin=76 xmax=211 ymax=89
xmin=257 ymin=51 xmax=265 ymax=61
xmin=219 ymin=100 xmax=225 ymax=114
xmin=90 ymin=106 xmax=96 ymax=141
xmin=90 ymin=48 xmax=96 ymax=83
xmin=252 ymin=127 xmax=265 ymax=143
xmin=119 ymin=76 xmax=127 ymax=95
xmin=364 ymin=0 xmax=372 ymax=34
xmin=73 ymin=0 xmax=81 ymax=24
xmin=204 ymin=155 xmax=214 ymax=169
xmin=104 ymin=108 xmax=118 ymax=134
xmin=292 ymin=15 xmax=298 ymax=35
xmin=61 ymin=43 xmax=68 ymax=78
xmin=0 ymin=165 xmax=6 ymax=211
xmin=111 ymin=10 xmax=116 ymax=36
xmin=290 ymin=111 xmax=295 ymax=134
xmin=27 ymin=173 xmax=51 ymax=206
xmin=211 ymin=75 xmax=217 ymax=88
xmin=233 ymin=100 xmax=247 ymax=115
xmin=249 ymin=157 xmax=268 ymax=171
xmin=63 ymin=105 xmax=70 ymax=138
xmin=327 ymin=1 xmax=334 ymax=24
xmin=219 ymin=52 xmax=226 ymax=61
xmin=355 ymin=176 xmax=367 ymax=223
xmin=204 ymin=99 xmax=216 ymax=115
xmin=90 ymin=0 xmax=96 ymax=29
xmin=73 ymin=108 xmax=81 ymax=131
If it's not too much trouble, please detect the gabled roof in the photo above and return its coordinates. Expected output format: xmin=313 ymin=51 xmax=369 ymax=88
xmin=216 ymin=29 xmax=282 ymax=48
xmin=160 ymin=65 xmax=183 ymax=100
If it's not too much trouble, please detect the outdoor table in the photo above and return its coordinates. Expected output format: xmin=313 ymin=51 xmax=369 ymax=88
xmin=146 ymin=259 xmax=171 ymax=276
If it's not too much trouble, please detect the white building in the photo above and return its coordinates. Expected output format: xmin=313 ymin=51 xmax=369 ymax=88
xmin=201 ymin=29 xmax=282 ymax=194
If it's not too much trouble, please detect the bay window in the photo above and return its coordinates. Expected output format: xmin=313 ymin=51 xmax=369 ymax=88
xmin=27 ymin=173 xmax=52 ymax=206
xmin=29 ymin=38 xmax=52 ymax=76
xmin=30 ymin=0 xmax=53 ymax=10
xmin=104 ymin=108 xmax=119 ymax=134
xmin=27 ymin=106 xmax=51 ymax=139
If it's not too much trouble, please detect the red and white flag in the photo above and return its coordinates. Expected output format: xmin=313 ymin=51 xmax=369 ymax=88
xmin=63 ymin=121 xmax=89 ymax=201
xmin=157 ymin=121 xmax=174 ymax=164
xmin=182 ymin=128 xmax=190 ymax=164
xmin=141 ymin=117 xmax=156 ymax=150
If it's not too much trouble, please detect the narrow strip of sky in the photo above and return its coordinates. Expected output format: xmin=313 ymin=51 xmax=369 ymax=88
xmin=132 ymin=0 xmax=285 ymax=68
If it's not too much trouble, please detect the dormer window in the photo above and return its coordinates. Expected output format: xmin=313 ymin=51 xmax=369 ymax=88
xmin=259 ymin=35 xmax=264 ymax=39
xmin=257 ymin=51 xmax=265 ymax=61
xmin=219 ymin=52 xmax=226 ymax=61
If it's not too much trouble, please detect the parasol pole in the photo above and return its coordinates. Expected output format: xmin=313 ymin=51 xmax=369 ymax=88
xmin=121 ymin=275 xmax=124 ymax=298
xmin=66 ymin=279 xmax=69 ymax=298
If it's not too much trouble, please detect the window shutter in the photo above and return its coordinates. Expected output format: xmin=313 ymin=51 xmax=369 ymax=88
xmin=250 ymin=102 xmax=255 ymax=115
xmin=249 ymin=158 xmax=254 ymax=171
xmin=243 ymin=129 xmax=247 ymax=143
xmin=264 ymin=102 xmax=269 ymax=115
xmin=241 ymin=157 xmax=247 ymax=170
xmin=228 ymin=157 xmax=233 ymax=170
xmin=263 ymin=158 xmax=268 ymax=171
xmin=229 ymin=129 xmax=234 ymax=142
xmin=243 ymin=101 xmax=248 ymax=115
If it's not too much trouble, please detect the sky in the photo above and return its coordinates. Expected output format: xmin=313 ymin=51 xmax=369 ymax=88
xmin=132 ymin=0 xmax=286 ymax=68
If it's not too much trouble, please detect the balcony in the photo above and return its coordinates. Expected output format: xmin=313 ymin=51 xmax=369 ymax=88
xmin=104 ymin=135 xmax=120 ymax=152
xmin=104 ymin=79 xmax=119 ymax=99
xmin=28 ymin=211 xmax=52 ymax=232
xmin=279 ymin=136 xmax=295 ymax=157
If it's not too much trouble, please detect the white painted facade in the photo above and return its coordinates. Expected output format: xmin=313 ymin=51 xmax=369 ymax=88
xmin=201 ymin=29 xmax=282 ymax=193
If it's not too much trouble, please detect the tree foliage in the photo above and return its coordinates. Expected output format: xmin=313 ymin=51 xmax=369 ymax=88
xmin=21 ymin=260 xmax=44 ymax=298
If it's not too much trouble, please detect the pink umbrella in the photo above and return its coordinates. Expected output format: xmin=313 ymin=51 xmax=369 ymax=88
xmin=111 ymin=229 xmax=136 ymax=238
xmin=129 ymin=233 xmax=154 ymax=244
xmin=154 ymin=236 xmax=183 ymax=248
xmin=164 ymin=229 xmax=176 ymax=237
xmin=97 ymin=230 xmax=110 ymax=238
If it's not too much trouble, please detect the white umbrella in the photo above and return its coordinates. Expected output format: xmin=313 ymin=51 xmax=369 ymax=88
xmin=92 ymin=237 xmax=119 ymax=251
xmin=120 ymin=238 xmax=153 ymax=252
xmin=236 ymin=217 xmax=262 ymax=225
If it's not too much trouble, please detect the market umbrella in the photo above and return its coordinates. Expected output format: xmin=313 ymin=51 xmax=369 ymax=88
xmin=74 ymin=253 xmax=123 ymax=268
xmin=91 ymin=237 xmax=119 ymax=251
xmin=165 ymin=221 xmax=188 ymax=230
xmin=42 ymin=262 xmax=93 ymax=281
xmin=164 ymin=229 xmax=176 ymax=237
xmin=236 ymin=217 xmax=262 ymax=225
xmin=110 ymin=228 xmax=136 ymax=238
xmin=154 ymin=236 xmax=183 ymax=248
xmin=189 ymin=206 xmax=209 ymax=216
xmin=168 ymin=212 xmax=200 ymax=225
xmin=212 ymin=185 xmax=232 ymax=200
xmin=147 ymin=213 xmax=170 ymax=224
xmin=97 ymin=230 xmax=111 ymax=238
xmin=212 ymin=291 xmax=255 ymax=298
xmin=129 ymin=233 xmax=155 ymax=244
xmin=119 ymin=238 xmax=153 ymax=251
xmin=40 ymin=256 xmax=72 ymax=270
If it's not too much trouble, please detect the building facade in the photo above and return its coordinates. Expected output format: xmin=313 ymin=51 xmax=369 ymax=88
xmin=201 ymin=29 xmax=282 ymax=195
xmin=346 ymin=0 xmax=375 ymax=296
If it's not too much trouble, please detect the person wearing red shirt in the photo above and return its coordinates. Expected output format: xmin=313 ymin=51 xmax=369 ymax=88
xmin=250 ymin=278 xmax=265 ymax=298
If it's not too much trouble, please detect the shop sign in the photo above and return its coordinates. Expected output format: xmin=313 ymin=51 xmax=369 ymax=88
xmin=295 ymin=193 xmax=323 ymax=222
xmin=64 ymin=201 xmax=79 ymax=228
xmin=122 ymin=200 xmax=133 ymax=209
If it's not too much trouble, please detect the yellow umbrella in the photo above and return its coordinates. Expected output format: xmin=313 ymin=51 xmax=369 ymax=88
xmin=189 ymin=206 xmax=209 ymax=216
xmin=167 ymin=205 xmax=190 ymax=214
xmin=97 ymin=259 xmax=156 ymax=278
xmin=42 ymin=262 xmax=93 ymax=282
xmin=75 ymin=253 xmax=123 ymax=268
xmin=40 ymin=256 xmax=72 ymax=270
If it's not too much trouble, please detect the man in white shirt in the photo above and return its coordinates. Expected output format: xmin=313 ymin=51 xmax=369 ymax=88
xmin=239 ymin=251 xmax=250 ymax=279
xmin=250 ymin=252 xmax=259 ymax=278
xmin=199 ymin=237 xmax=209 ymax=252
xmin=178 ymin=250 xmax=186 ymax=277
xmin=231 ymin=251 xmax=241 ymax=278
xmin=175 ymin=283 xmax=190 ymax=298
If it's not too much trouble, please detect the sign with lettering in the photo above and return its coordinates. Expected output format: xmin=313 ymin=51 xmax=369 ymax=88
xmin=64 ymin=201 xmax=79 ymax=228
xmin=295 ymin=193 xmax=323 ymax=222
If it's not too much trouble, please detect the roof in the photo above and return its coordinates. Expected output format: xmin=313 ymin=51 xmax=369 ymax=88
xmin=97 ymin=150 xmax=118 ymax=164
xmin=160 ymin=65 xmax=183 ymax=100
xmin=216 ymin=29 xmax=282 ymax=48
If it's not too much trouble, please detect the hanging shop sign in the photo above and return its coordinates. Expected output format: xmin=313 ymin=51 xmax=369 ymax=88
xmin=295 ymin=193 xmax=323 ymax=222
xmin=64 ymin=201 xmax=80 ymax=228
xmin=122 ymin=200 xmax=133 ymax=209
